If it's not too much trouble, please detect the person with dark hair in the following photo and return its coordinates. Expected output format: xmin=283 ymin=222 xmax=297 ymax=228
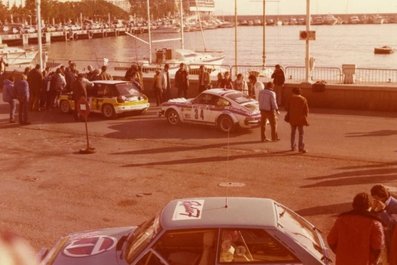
xmin=161 ymin=64 xmax=171 ymax=100
xmin=99 ymin=65 xmax=113 ymax=80
xmin=198 ymin=65 xmax=211 ymax=93
xmin=371 ymin=184 xmax=397 ymax=265
xmin=125 ymin=64 xmax=137 ymax=81
xmin=248 ymin=74 xmax=263 ymax=100
xmin=271 ymin=64 xmax=285 ymax=106
xmin=285 ymin=87 xmax=309 ymax=153
xmin=175 ymin=63 xmax=189 ymax=98
xmin=153 ymin=70 xmax=163 ymax=106
xmin=221 ymin=71 xmax=233 ymax=89
xmin=327 ymin=192 xmax=384 ymax=265
xmin=258 ymin=82 xmax=279 ymax=142
xmin=216 ymin=72 xmax=224 ymax=88
xmin=2 ymin=72 xmax=16 ymax=123
xmin=27 ymin=64 xmax=43 ymax=111
xmin=234 ymin=73 xmax=248 ymax=95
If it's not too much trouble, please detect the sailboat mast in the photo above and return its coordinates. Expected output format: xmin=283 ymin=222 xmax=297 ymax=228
xmin=180 ymin=0 xmax=184 ymax=49
xmin=147 ymin=0 xmax=152 ymax=63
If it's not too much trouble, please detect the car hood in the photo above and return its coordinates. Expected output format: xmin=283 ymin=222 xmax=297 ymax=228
xmin=46 ymin=226 xmax=136 ymax=265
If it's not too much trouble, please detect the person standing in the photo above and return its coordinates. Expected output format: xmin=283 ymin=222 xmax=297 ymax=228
xmin=64 ymin=62 xmax=78 ymax=92
xmin=370 ymin=184 xmax=397 ymax=264
xmin=286 ymin=87 xmax=309 ymax=153
xmin=258 ymin=82 xmax=279 ymax=142
xmin=15 ymin=73 xmax=30 ymax=125
xmin=175 ymin=63 xmax=189 ymax=98
xmin=27 ymin=64 xmax=43 ymax=111
xmin=327 ymin=192 xmax=384 ymax=265
xmin=153 ymin=70 xmax=163 ymax=106
xmin=234 ymin=73 xmax=248 ymax=95
xmin=2 ymin=72 xmax=16 ymax=123
xmin=161 ymin=64 xmax=171 ymax=100
xmin=99 ymin=65 xmax=113 ymax=80
xmin=248 ymin=74 xmax=264 ymax=100
xmin=124 ymin=64 xmax=137 ymax=81
xmin=221 ymin=71 xmax=234 ymax=89
xmin=271 ymin=64 xmax=285 ymax=106
xmin=216 ymin=72 xmax=224 ymax=88
xmin=198 ymin=65 xmax=211 ymax=93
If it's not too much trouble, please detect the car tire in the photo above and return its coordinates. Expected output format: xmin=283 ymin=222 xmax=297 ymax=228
xmin=166 ymin=109 xmax=180 ymax=125
xmin=102 ymin=104 xmax=116 ymax=119
xmin=60 ymin=100 xmax=71 ymax=113
xmin=218 ymin=115 xmax=235 ymax=133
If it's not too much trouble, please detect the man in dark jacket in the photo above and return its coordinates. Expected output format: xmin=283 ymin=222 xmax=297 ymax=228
xmin=27 ymin=64 xmax=43 ymax=111
xmin=271 ymin=64 xmax=285 ymax=106
xmin=175 ymin=63 xmax=189 ymax=98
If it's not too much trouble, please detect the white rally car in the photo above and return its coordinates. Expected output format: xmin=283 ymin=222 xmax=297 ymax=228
xmin=159 ymin=89 xmax=261 ymax=132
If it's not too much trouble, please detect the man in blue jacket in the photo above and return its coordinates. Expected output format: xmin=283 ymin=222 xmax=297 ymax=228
xmin=15 ymin=73 xmax=30 ymax=125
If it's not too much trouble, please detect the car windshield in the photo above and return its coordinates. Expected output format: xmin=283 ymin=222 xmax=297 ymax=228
xmin=225 ymin=91 xmax=251 ymax=104
xmin=116 ymin=83 xmax=141 ymax=97
xmin=274 ymin=203 xmax=327 ymax=260
xmin=124 ymin=215 xmax=161 ymax=263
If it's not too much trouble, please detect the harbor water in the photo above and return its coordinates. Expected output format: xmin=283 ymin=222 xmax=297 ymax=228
xmin=44 ymin=23 xmax=397 ymax=69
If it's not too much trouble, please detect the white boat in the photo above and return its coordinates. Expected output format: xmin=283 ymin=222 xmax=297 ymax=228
xmin=152 ymin=24 xmax=181 ymax=34
xmin=324 ymin=15 xmax=338 ymax=25
xmin=371 ymin=15 xmax=385 ymax=24
xmin=152 ymin=48 xmax=224 ymax=66
xmin=0 ymin=44 xmax=38 ymax=65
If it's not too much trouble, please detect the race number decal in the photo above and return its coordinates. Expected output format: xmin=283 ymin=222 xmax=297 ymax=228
xmin=63 ymin=235 xmax=117 ymax=257
xmin=172 ymin=200 xmax=204 ymax=220
xmin=194 ymin=109 xmax=204 ymax=120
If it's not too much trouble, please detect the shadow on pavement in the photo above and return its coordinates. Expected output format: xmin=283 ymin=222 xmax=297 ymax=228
xmin=296 ymin=202 xmax=351 ymax=217
xmin=121 ymin=150 xmax=300 ymax=167
xmin=346 ymin=130 xmax=397 ymax=137
xmin=301 ymin=164 xmax=397 ymax=188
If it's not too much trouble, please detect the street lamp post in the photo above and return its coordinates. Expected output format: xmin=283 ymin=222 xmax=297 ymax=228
xmin=36 ymin=0 xmax=43 ymax=71
xmin=234 ymin=0 xmax=237 ymax=73
xmin=305 ymin=0 xmax=311 ymax=83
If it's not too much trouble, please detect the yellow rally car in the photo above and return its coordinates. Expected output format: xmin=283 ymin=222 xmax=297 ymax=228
xmin=59 ymin=80 xmax=150 ymax=119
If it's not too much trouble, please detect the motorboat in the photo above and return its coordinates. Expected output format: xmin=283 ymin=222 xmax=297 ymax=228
xmin=152 ymin=24 xmax=180 ymax=34
xmin=0 ymin=44 xmax=38 ymax=65
xmin=374 ymin=46 xmax=394 ymax=54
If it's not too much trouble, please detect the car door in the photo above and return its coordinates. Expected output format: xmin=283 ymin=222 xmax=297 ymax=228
xmin=91 ymin=84 xmax=107 ymax=113
xmin=188 ymin=93 xmax=215 ymax=124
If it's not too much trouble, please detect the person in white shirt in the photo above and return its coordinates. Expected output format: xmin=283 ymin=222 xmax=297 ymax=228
xmin=258 ymin=82 xmax=280 ymax=142
xmin=248 ymin=74 xmax=264 ymax=100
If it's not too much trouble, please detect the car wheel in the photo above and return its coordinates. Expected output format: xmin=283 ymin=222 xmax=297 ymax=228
xmin=60 ymin=100 xmax=70 ymax=113
xmin=102 ymin=104 xmax=116 ymax=119
xmin=218 ymin=115 xmax=235 ymax=133
xmin=166 ymin=109 xmax=180 ymax=125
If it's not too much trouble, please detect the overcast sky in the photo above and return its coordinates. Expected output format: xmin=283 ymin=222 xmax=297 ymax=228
xmin=213 ymin=0 xmax=397 ymax=15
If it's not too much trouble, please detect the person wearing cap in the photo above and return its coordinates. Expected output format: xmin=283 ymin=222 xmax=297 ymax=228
xmin=258 ymin=82 xmax=279 ymax=142
xmin=327 ymin=192 xmax=384 ymax=265
xmin=285 ymin=87 xmax=309 ymax=153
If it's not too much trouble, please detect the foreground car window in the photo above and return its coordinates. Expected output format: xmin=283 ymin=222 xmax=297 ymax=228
xmin=275 ymin=203 xmax=325 ymax=259
xmin=219 ymin=229 xmax=298 ymax=263
xmin=148 ymin=229 xmax=217 ymax=265
xmin=125 ymin=216 xmax=161 ymax=263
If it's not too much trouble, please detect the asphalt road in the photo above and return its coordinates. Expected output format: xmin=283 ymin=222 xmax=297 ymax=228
xmin=0 ymin=101 xmax=396 ymax=255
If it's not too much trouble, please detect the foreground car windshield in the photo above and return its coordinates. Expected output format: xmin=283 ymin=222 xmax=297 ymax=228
xmin=275 ymin=203 xmax=327 ymax=260
xmin=116 ymin=83 xmax=141 ymax=97
xmin=125 ymin=215 xmax=161 ymax=263
xmin=225 ymin=91 xmax=251 ymax=104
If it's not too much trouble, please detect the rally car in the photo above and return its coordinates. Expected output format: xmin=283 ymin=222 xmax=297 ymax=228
xmin=59 ymin=80 xmax=150 ymax=119
xmin=40 ymin=197 xmax=332 ymax=265
xmin=159 ymin=89 xmax=261 ymax=133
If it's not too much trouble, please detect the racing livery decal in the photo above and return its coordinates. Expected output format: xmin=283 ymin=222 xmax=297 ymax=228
xmin=172 ymin=200 xmax=204 ymax=221
xmin=63 ymin=235 xmax=117 ymax=257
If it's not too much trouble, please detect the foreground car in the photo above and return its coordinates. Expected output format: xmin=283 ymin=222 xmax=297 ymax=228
xmin=59 ymin=80 xmax=149 ymax=119
xmin=40 ymin=197 xmax=331 ymax=265
xmin=159 ymin=89 xmax=261 ymax=132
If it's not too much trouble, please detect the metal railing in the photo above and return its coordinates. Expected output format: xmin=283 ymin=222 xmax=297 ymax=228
xmin=355 ymin=68 xmax=397 ymax=84
xmin=45 ymin=57 xmax=397 ymax=85
xmin=285 ymin=66 xmax=343 ymax=83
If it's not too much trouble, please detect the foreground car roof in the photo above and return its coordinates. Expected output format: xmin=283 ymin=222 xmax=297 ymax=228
xmin=160 ymin=197 xmax=277 ymax=230
xmin=202 ymin=88 xmax=243 ymax=97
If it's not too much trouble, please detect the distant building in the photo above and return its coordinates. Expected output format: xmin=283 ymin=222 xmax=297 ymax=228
xmin=188 ymin=0 xmax=215 ymax=12
xmin=2 ymin=0 xmax=25 ymax=8
xmin=55 ymin=0 xmax=131 ymax=12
